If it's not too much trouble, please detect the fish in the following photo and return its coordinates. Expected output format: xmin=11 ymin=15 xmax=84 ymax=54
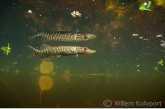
xmin=29 ymin=27 xmax=96 ymax=42
xmin=27 ymin=44 xmax=96 ymax=59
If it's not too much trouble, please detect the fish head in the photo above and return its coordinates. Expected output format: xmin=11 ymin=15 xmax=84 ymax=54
xmin=76 ymin=47 xmax=96 ymax=55
xmin=75 ymin=33 xmax=96 ymax=41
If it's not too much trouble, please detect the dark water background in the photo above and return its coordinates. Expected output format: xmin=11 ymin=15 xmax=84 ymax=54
xmin=0 ymin=0 xmax=165 ymax=108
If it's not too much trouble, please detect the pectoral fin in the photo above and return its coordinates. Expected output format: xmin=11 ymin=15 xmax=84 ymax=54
xmin=75 ymin=54 xmax=79 ymax=58
xmin=56 ymin=55 xmax=62 ymax=58
xmin=41 ymin=44 xmax=51 ymax=49
xmin=28 ymin=52 xmax=36 ymax=58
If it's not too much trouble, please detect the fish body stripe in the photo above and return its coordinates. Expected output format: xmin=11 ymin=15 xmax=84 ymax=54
xmin=29 ymin=27 xmax=96 ymax=41
xmin=33 ymin=31 xmax=81 ymax=41
xmin=36 ymin=46 xmax=77 ymax=55
xmin=28 ymin=45 xmax=96 ymax=59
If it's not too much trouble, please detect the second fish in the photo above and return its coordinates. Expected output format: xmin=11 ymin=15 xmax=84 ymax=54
xmin=29 ymin=27 xmax=96 ymax=42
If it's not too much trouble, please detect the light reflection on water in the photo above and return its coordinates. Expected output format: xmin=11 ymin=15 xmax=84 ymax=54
xmin=0 ymin=70 xmax=164 ymax=107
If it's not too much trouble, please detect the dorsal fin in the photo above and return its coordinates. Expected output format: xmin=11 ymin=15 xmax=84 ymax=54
xmin=53 ymin=30 xmax=70 ymax=33
xmin=30 ymin=27 xmax=37 ymax=34
xmin=41 ymin=44 xmax=51 ymax=49
xmin=57 ymin=28 xmax=62 ymax=31
xmin=41 ymin=28 xmax=51 ymax=32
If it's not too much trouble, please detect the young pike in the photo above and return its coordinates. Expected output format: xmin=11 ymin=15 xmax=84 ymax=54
xmin=28 ymin=44 xmax=96 ymax=59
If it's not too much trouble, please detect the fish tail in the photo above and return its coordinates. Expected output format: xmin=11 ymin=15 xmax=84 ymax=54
xmin=29 ymin=35 xmax=39 ymax=40
xmin=29 ymin=27 xmax=39 ymax=40
xmin=27 ymin=45 xmax=38 ymax=58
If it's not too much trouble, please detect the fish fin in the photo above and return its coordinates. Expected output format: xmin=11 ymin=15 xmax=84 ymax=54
xmin=41 ymin=54 xmax=48 ymax=59
xmin=57 ymin=28 xmax=62 ymax=31
xmin=27 ymin=45 xmax=38 ymax=51
xmin=41 ymin=28 xmax=49 ymax=31
xmin=29 ymin=27 xmax=38 ymax=40
xmin=28 ymin=51 xmax=36 ymax=58
xmin=41 ymin=44 xmax=51 ymax=49
xmin=75 ymin=28 xmax=79 ymax=32
xmin=75 ymin=54 xmax=79 ymax=58
xmin=29 ymin=35 xmax=38 ymax=40
xmin=30 ymin=27 xmax=37 ymax=33
xmin=56 ymin=55 xmax=62 ymax=58
xmin=27 ymin=45 xmax=38 ymax=58
xmin=41 ymin=37 xmax=50 ymax=43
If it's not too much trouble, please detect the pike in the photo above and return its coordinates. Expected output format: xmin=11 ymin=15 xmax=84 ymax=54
xmin=29 ymin=27 xmax=96 ymax=42
xmin=28 ymin=44 xmax=96 ymax=59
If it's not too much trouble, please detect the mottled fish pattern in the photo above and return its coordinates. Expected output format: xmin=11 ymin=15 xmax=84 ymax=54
xmin=29 ymin=27 xmax=96 ymax=42
xmin=28 ymin=44 xmax=96 ymax=59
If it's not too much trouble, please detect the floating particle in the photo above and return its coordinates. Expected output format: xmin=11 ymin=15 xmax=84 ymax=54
xmin=1 ymin=43 xmax=11 ymax=55
xmin=28 ymin=10 xmax=32 ymax=13
xmin=154 ymin=66 xmax=158 ymax=72
xmin=15 ymin=69 xmax=19 ymax=75
xmin=132 ymin=33 xmax=138 ymax=36
xmin=158 ymin=60 xmax=163 ymax=66
xmin=71 ymin=11 xmax=81 ymax=17
xmin=139 ymin=1 xmax=151 ymax=11
xmin=156 ymin=34 xmax=163 ymax=37
xmin=139 ymin=37 xmax=143 ymax=39
xmin=137 ymin=70 xmax=140 ymax=72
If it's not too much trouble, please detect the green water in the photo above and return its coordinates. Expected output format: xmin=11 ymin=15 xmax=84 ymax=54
xmin=0 ymin=0 xmax=165 ymax=108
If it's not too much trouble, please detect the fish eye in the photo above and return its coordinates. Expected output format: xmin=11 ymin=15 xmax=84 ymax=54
xmin=84 ymin=47 xmax=87 ymax=51
xmin=84 ymin=35 xmax=88 ymax=39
